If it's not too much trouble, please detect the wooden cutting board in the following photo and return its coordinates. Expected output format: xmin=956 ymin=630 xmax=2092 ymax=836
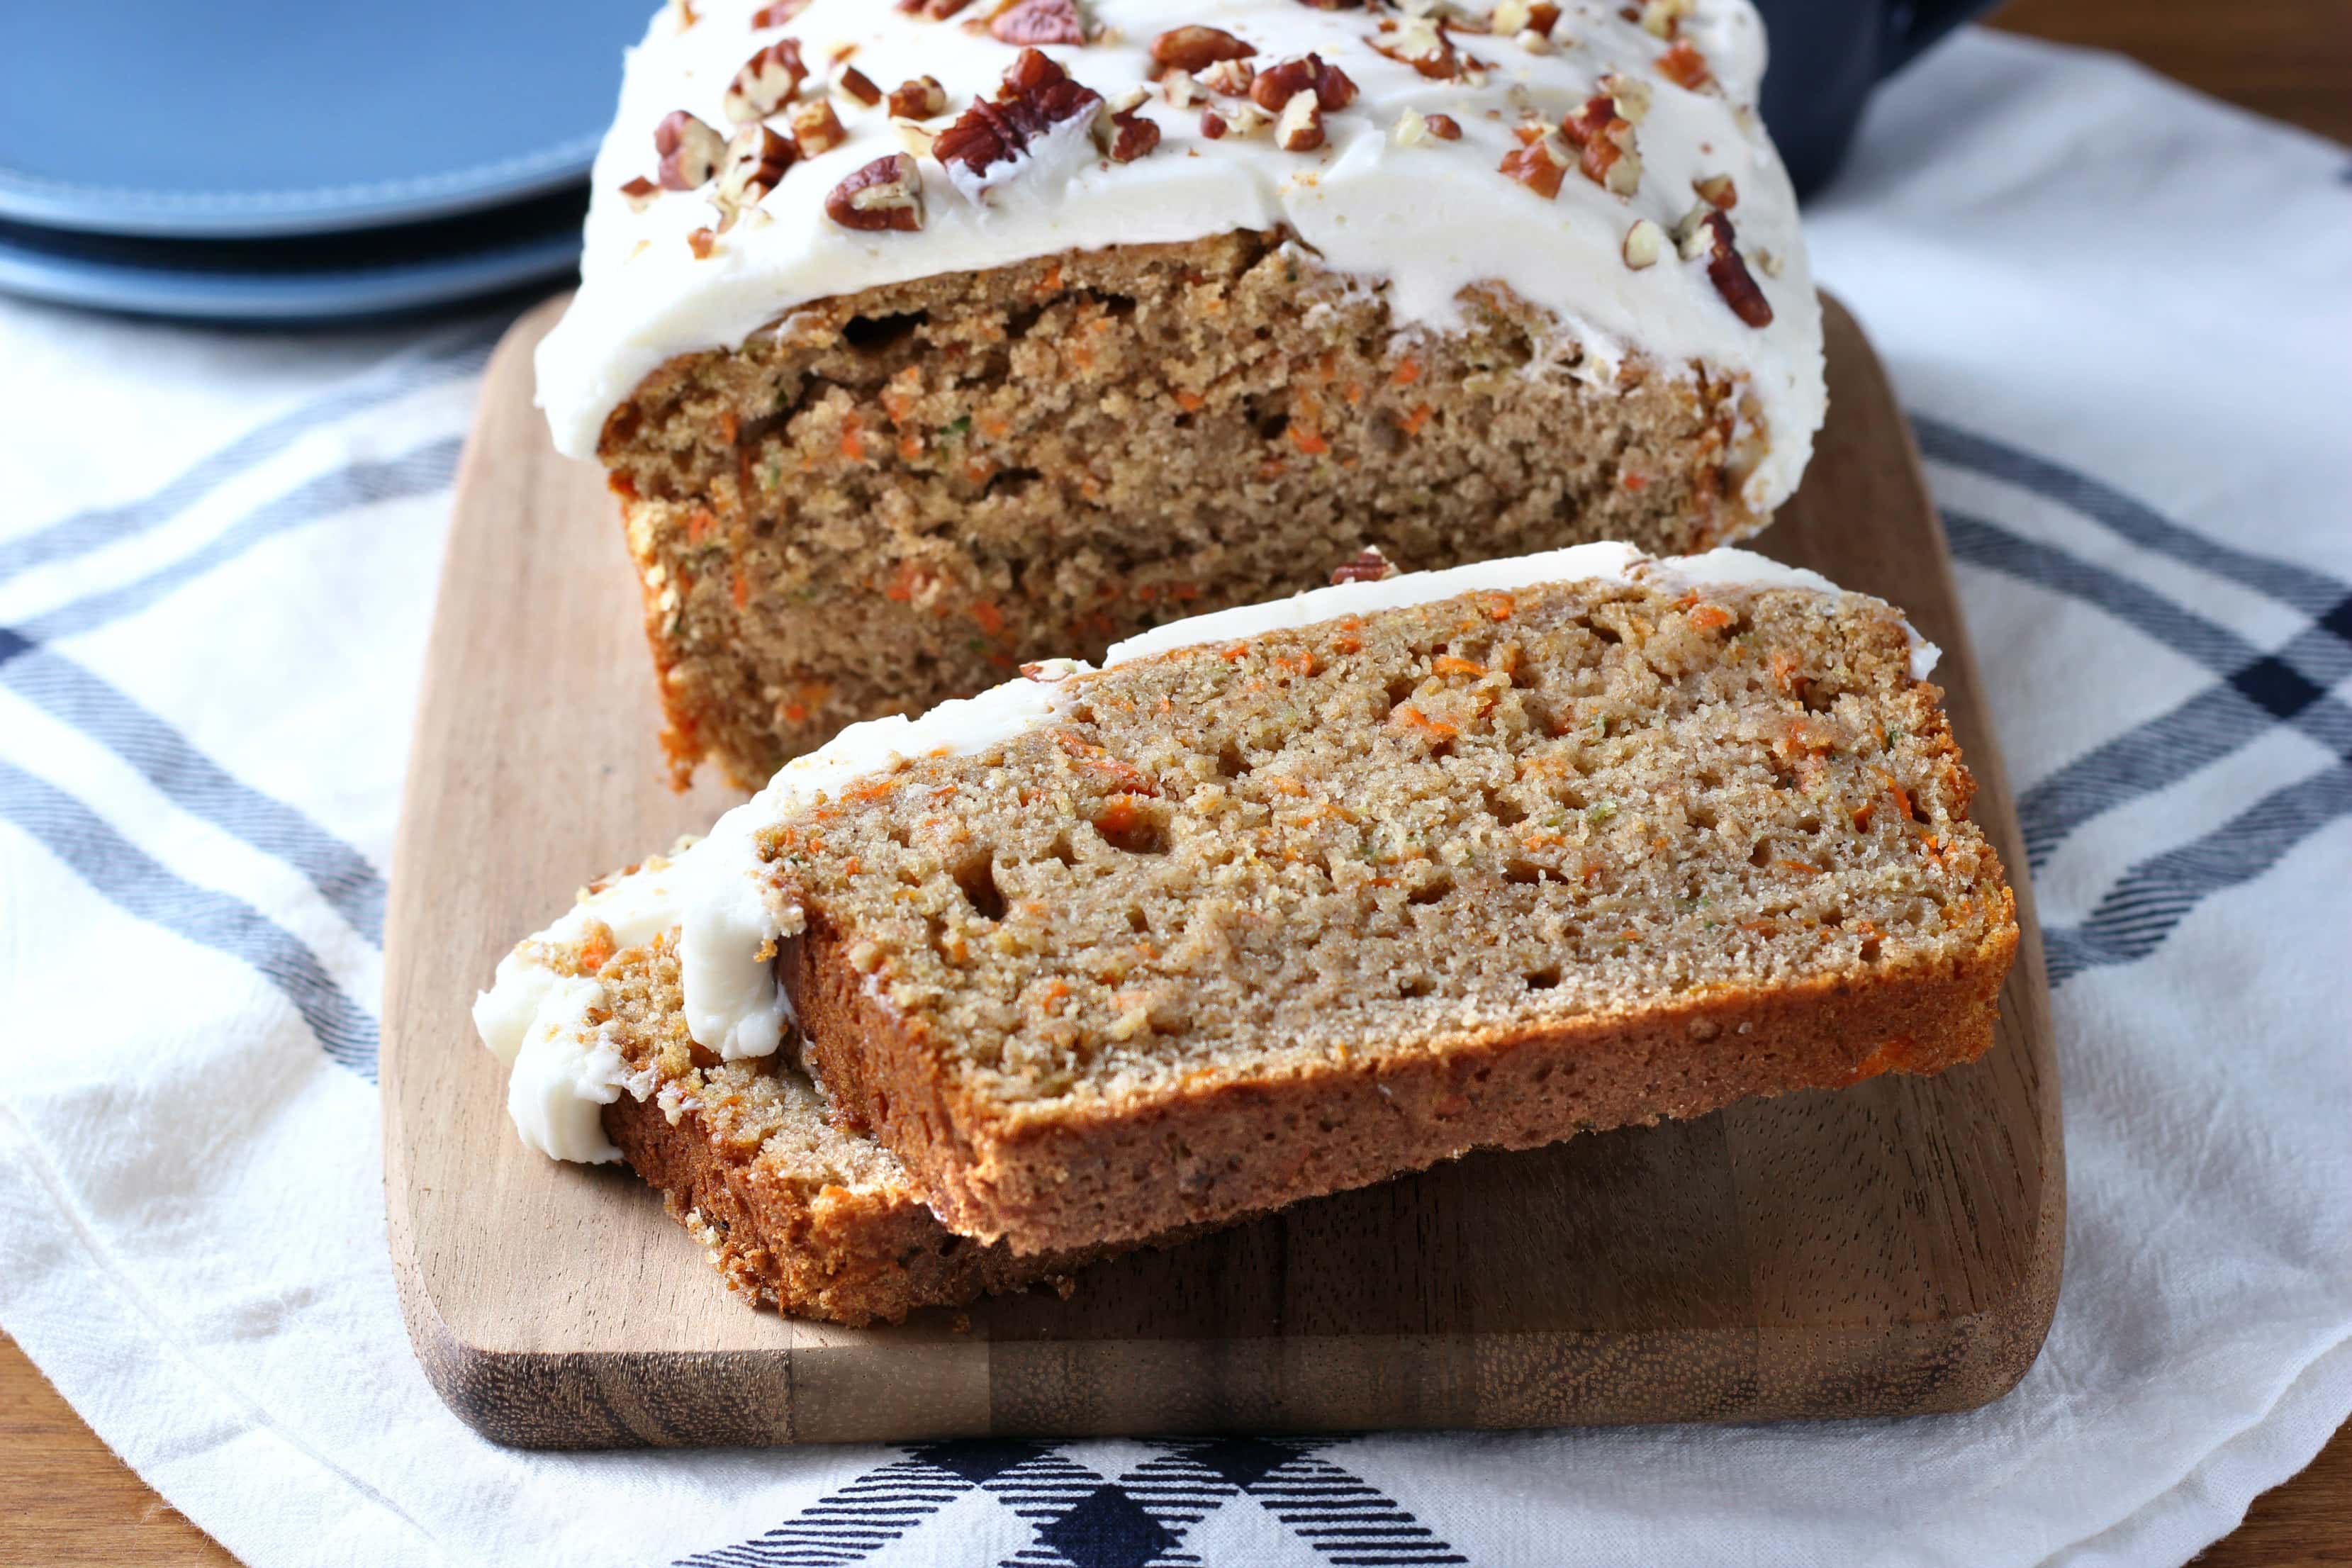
xmin=382 ymin=293 xmax=2061 ymax=1448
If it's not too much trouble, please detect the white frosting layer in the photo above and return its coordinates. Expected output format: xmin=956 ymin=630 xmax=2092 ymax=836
xmin=537 ymin=0 xmax=1824 ymax=514
xmin=478 ymin=543 xmax=1930 ymax=1160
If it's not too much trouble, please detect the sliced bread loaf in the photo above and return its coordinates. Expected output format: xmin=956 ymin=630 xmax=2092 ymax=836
xmin=478 ymin=544 xmax=2016 ymax=1264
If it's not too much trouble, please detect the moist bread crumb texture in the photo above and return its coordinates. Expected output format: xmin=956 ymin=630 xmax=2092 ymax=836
xmin=584 ymin=929 xmax=1124 ymax=1324
xmin=768 ymin=577 xmax=2017 ymax=1253
xmin=605 ymin=235 xmax=1766 ymax=784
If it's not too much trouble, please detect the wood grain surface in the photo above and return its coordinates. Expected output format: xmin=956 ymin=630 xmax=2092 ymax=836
xmin=375 ymin=291 xmax=2061 ymax=1448
xmin=9 ymin=1 xmax=2342 ymax=1557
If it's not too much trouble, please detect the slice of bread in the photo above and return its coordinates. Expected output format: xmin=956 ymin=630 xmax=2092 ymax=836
xmin=768 ymin=564 xmax=2017 ymax=1255
xmin=589 ymin=929 xmax=1158 ymax=1323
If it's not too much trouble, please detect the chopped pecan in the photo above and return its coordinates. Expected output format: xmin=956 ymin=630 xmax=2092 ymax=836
xmin=1274 ymin=91 xmax=1324 ymax=152
xmin=1329 ymin=546 xmax=1397 ymax=584
xmin=1695 ymin=208 xmax=1772 ymax=326
xmin=1423 ymin=111 xmax=1462 ymax=140
xmin=1197 ymin=57 xmax=1255 ymax=96
xmin=836 ymin=65 xmax=883 ymax=107
xmin=1150 ymin=25 xmax=1255 ymax=73
xmin=1498 ymin=130 xmax=1569 ymax=198
xmin=896 ymin=0 xmax=972 ymax=16
xmin=1657 ymin=40 xmax=1712 ymax=90
xmin=990 ymin=0 xmax=1085 ymax=45
xmin=1199 ymin=101 xmax=1270 ymax=140
xmin=1160 ymin=67 xmax=1206 ymax=106
xmin=1693 ymin=173 xmax=1737 ymax=209
xmin=788 ymin=98 xmax=848 ymax=156
xmin=1559 ymin=94 xmax=1640 ymax=195
xmin=618 ymin=175 xmax=660 ymax=212
xmin=716 ymin=123 xmax=795 ymax=210
xmin=723 ymin=40 xmax=807 ymax=123
xmin=825 ymin=153 xmax=925 ymax=231
xmin=1103 ymin=106 xmax=1161 ymax=162
xmin=749 ymin=0 xmax=807 ymax=24
xmin=1640 ymin=0 xmax=1693 ymax=37
xmin=932 ymin=49 xmax=1102 ymax=189
xmin=1293 ymin=0 xmax=1363 ymax=9
xmin=1249 ymin=53 xmax=1357 ymax=112
xmin=1596 ymin=72 xmax=1651 ymax=125
xmin=1621 ymin=217 xmax=1664 ymax=269
xmin=687 ymin=225 xmax=717 ymax=259
xmin=654 ymin=110 xmax=725 ymax=189
xmin=1370 ymin=18 xmax=1457 ymax=79
xmin=890 ymin=75 xmax=948 ymax=118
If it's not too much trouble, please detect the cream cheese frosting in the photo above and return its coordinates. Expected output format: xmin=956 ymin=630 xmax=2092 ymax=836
xmin=476 ymin=542 xmax=1934 ymax=1161
xmin=537 ymin=0 xmax=1825 ymax=514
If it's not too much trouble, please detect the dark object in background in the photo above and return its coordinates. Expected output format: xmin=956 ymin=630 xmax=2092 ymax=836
xmin=1758 ymin=0 xmax=2000 ymax=195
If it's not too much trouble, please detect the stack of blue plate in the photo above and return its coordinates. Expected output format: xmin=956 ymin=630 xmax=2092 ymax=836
xmin=0 ymin=0 xmax=654 ymax=321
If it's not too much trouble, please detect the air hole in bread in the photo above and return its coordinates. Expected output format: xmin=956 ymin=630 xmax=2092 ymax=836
xmin=1244 ymin=396 xmax=1289 ymax=442
xmin=1407 ymin=875 xmax=1452 ymax=906
xmin=1047 ymin=832 xmax=1077 ymax=868
xmin=842 ymin=310 xmax=929 ymax=354
xmin=1484 ymin=787 xmax=1528 ymax=827
xmin=953 ymin=852 xmax=1007 ymax=921
xmin=1216 ymin=741 xmax=1251 ymax=779
xmin=1524 ymin=967 xmax=1561 ymax=990
xmin=1397 ymin=975 xmax=1434 ymax=999
xmin=1092 ymin=799 xmax=1169 ymax=856
xmin=1126 ymin=906 xmax=1149 ymax=934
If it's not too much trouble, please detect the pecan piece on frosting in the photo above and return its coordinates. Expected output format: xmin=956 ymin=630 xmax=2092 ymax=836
xmin=932 ymin=48 xmax=1103 ymax=189
xmin=654 ymin=111 xmax=725 ymax=189
xmin=1150 ymin=25 xmax=1255 ymax=73
xmin=889 ymin=74 xmax=949 ymax=118
xmin=716 ymin=123 xmax=795 ymax=211
xmin=618 ymin=175 xmax=661 ymax=212
xmin=825 ymin=154 xmax=926 ymax=232
xmin=1370 ymin=18 xmax=1459 ymax=80
xmin=749 ymin=0 xmax=808 ymax=23
xmin=836 ymin=65 xmax=883 ymax=107
xmin=1248 ymin=52 xmax=1357 ymax=113
xmin=1693 ymin=208 xmax=1773 ymax=326
xmin=1274 ymin=92 xmax=1324 ymax=152
xmin=788 ymin=98 xmax=849 ymax=156
xmin=723 ymin=40 xmax=808 ymax=123
xmin=1498 ymin=128 xmax=1569 ymax=199
xmin=1097 ymin=91 xmax=1163 ymax=162
xmin=1657 ymin=40 xmax=1713 ymax=90
xmin=990 ymin=0 xmax=1086 ymax=46
xmin=1560 ymin=93 xmax=1641 ymax=195
xmin=897 ymin=0 xmax=973 ymax=16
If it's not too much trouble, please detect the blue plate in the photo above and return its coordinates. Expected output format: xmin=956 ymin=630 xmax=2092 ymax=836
xmin=0 ymin=0 xmax=652 ymax=239
xmin=0 ymin=190 xmax=585 ymax=322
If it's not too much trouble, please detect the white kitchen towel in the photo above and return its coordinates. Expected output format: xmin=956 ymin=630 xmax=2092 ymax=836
xmin=1 ymin=27 xmax=2346 ymax=1568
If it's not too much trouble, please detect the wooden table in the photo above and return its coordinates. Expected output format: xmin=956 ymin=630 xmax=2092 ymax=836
xmin=3 ymin=1 xmax=2344 ymax=1561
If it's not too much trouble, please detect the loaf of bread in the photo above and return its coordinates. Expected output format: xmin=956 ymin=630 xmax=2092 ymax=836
xmin=539 ymin=0 xmax=1825 ymax=783
xmin=479 ymin=544 xmax=2017 ymax=1279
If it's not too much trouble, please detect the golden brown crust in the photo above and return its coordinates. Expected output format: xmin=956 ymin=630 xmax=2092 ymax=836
xmin=599 ymin=1087 xmax=1099 ymax=1325
xmin=795 ymin=907 xmax=2017 ymax=1254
